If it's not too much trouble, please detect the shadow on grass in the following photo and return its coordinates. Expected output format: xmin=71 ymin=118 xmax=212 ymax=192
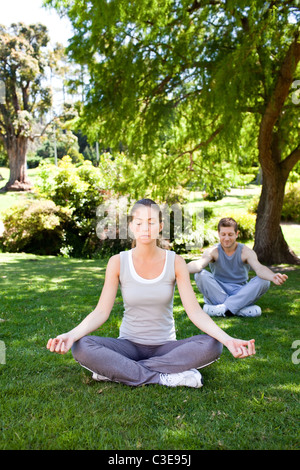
xmin=0 ymin=253 xmax=299 ymax=450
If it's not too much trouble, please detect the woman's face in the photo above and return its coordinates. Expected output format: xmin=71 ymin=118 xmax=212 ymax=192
xmin=129 ymin=204 xmax=163 ymax=244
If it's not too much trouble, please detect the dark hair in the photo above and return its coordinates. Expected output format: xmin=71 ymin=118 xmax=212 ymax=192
xmin=217 ymin=217 xmax=238 ymax=233
xmin=129 ymin=198 xmax=164 ymax=247
xmin=129 ymin=198 xmax=162 ymax=223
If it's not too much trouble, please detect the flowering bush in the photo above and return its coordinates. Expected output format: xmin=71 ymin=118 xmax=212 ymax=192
xmin=32 ymin=156 xmax=116 ymax=257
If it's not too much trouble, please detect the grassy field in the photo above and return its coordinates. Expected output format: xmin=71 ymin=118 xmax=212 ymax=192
xmin=0 ymin=253 xmax=299 ymax=450
xmin=0 ymin=167 xmax=299 ymax=451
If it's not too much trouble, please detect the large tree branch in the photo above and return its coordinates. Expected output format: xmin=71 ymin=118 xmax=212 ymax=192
xmin=177 ymin=124 xmax=224 ymax=158
xmin=161 ymin=123 xmax=224 ymax=173
xmin=280 ymin=144 xmax=300 ymax=175
xmin=30 ymin=115 xmax=60 ymax=141
xmin=259 ymin=33 xmax=300 ymax=162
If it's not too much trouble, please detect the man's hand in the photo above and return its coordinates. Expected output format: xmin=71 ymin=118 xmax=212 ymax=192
xmin=272 ymin=273 xmax=288 ymax=286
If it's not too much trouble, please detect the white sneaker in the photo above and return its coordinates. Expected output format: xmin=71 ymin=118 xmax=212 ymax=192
xmin=159 ymin=369 xmax=203 ymax=388
xmin=92 ymin=372 xmax=111 ymax=382
xmin=236 ymin=305 xmax=262 ymax=317
xmin=203 ymin=304 xmax=226 ymax=317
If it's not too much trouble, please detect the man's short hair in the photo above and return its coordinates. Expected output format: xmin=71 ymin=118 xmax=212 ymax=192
xmin=218 ymin=217 xmax=238 ymax=233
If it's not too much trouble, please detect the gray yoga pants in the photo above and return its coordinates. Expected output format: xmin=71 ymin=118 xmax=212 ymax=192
xmin=71 ymin=334 xmax=223 ymax=386
xmin=194 ymin=270 xmax=270 ymax=314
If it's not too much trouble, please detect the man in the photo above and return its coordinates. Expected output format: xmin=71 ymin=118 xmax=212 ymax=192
xmin=187 ymin=217 xmax=288 ymax=317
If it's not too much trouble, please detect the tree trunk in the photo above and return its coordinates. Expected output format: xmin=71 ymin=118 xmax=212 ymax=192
xmin=254 ymin=121 xmax=300 ymax=265
xmin=1 ymin=136 xmax=33 ymax=192
xmin=253 ymin=170 xmax=300 ymax=265
xmin=253 ymin=34 xmax=300 ymax=266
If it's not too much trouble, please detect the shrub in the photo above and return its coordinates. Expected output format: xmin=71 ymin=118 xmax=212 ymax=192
xmin=203 ymin=185 xmax=228 ymax=202
xmin=233 ymin=212 xmax=256 ymax=240
xmin=247 ymin=194 xmax=259 ymax=214
xmin=34 ymin=157 xmax=112 ymax=257
xmin=0 ymin=200 xmax=72 ymax=255
xmin=281 ymin=183 xmax=300 ymax=223
xmin=210 ymin=211 xmax=256 ymax=241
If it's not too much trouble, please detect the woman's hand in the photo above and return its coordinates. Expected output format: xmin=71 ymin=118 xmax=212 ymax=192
xmin=225 ymin=338 xmax=256 ymax=358
xmin=47 ymin=333 xmax=75 ymax=355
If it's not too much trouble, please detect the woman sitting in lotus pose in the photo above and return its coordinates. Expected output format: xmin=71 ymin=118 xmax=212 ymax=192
xmin=47 ymin=198 xmax=255 ymax=388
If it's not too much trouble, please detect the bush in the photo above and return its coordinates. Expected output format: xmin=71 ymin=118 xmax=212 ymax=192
xmin=26 ymin=153 xmax=45 ymax=169
xmin=233 ymin=212 xmax=256 ymax=240
xmin=210 ymin=211 xmax=256 ymax=241
xmin=170 ymin=224 xmax=219 ymax=253
xmin=247 ymin=194 xmax=259 ymax=214
xmin=0 ymin=200 xmax=72 ymax=255
xmin=203 ymin=185 xmax=228 ymax=202
xmin=281 ymin=183 xmax=300 ymax=223
xmin=34 ymin=157 xmax=111 ymax=257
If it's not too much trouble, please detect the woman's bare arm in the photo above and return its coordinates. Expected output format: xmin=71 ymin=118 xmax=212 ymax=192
xmin=47 ymin=254 xmax=120 ymax=354
xmin=175 ymin=255 xmax=256 ymax=358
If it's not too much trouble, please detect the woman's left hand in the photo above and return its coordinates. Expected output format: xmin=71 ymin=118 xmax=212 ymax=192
xmin=225 ymin=338 xmax=256 ymax=358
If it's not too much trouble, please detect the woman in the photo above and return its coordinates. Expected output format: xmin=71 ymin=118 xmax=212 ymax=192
xmin=47 ymin=199 xmax=255 ymax=388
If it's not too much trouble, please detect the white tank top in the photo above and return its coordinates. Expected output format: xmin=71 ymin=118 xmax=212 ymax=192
xmin=118 ymin=249 xmax=176 ymax=345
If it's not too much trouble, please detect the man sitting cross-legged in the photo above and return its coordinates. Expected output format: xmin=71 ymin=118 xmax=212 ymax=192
xmin=187 ymin=217 xmax=288 ymax=317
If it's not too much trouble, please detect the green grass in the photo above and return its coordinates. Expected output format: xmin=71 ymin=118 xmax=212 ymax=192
xmin=0 ymin=167 xmax=40 ymax=215
xmin=0 ymin=170 xmax=299 ymax=449
xmin=187 ymin=184 xmax=262 ymax=213
xmin=0 ymin=252 xmax=299 ymax=450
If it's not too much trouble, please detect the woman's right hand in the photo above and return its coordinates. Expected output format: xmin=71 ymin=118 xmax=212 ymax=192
xmin=47 ymin=333 xmax=75 ymax=354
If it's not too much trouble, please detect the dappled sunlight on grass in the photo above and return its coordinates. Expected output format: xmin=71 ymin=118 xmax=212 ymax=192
xmin=0 ymin=253 xmax=299 ymax=450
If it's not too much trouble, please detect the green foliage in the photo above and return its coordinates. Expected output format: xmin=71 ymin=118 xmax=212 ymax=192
xmin=210 ymin=211 xmax=256 ymax=241
xmin=0 ymin=157 xmax=113 ymax=258
xmin=247 ymin=195 xmax=260 ymax=215
xmin=203 ymin=185 xmax=229 ymax=202
xmin=35 ymin=136 xmax=82 ymax=166
xmin=44 ymin=1 xmax=300 ymax=159
xmin=171 ymin=223 xmax=219 ymax=254
xmin=281 ymin=183 xmax=300 ymax=224
xmin=0 ymin=23 xmax=52 ymax=142
xmin=36 ymin=157 xmax=108 ymax=257
xmin=0 ymin=199 xmax=72 ymax=255
xmin=43 ymin=2 xmax=300 ymax=263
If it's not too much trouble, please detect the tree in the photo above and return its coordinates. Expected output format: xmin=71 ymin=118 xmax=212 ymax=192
xmin=0 ymin=23 xmax=52 ymax=191
xmin=45 ymin=0 xmax=300 ymax=264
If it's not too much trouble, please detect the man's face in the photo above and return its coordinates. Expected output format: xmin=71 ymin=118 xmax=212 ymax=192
xmin=218 ymin=225 xmax=239 ymax=250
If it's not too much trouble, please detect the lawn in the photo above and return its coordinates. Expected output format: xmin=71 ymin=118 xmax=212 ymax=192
xmin=0 ymin=169 xmax=299 ymax=451
xmin=0 ymin=252 xmax=299 ymax=450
